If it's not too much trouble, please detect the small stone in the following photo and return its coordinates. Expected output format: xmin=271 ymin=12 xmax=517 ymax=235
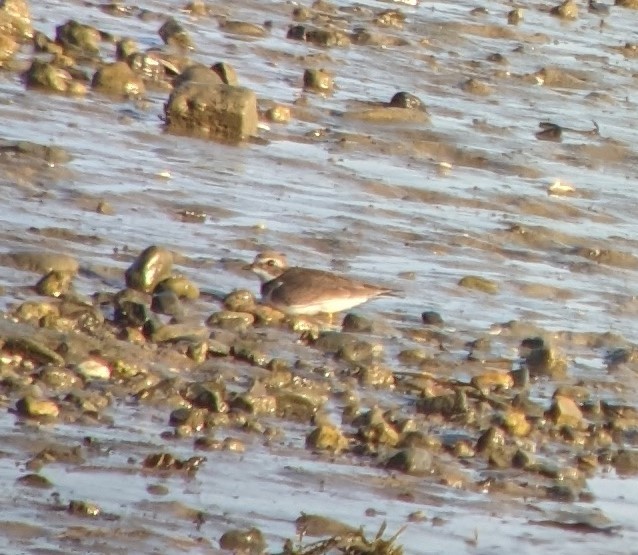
xmin=397 ymin=349 xmax=430 ymax=365
xmin=502 ymin=409 xmax=531 ymax=436
xmin=374 ymin=9 xmax=406 ymax=28
xmin=16 ymin=396 xmax=60 ymax=419
xmin=68 ymin=500 xmax=101 ymax=517
xmin=551 ymin=0 xmax=578 ymax=18
xmin=92 ymin=61 xmax=145 ymax=96
xmin=512 ymin=449 xmax=535 ymax=469
xmin=389 ymin=91 xmax=426 ymax=111
xmin=548 ymin=395 xmax=584 ymax=428
xmin=169 ymin=407 xmax=207 ymax=431
xmin=489 ymin=446 xmax=515 ymax=468
xmin=222 ymin=437 xmax=245 ymax=452
xmin=39 ymin=367 xmax=80 ymax=390
xmin=151 ymin=323 xmax=209 ymax=343
xmin=158 ymin=17 xmax=193 ymax=49
xmin=421 ymin=311 xmax=443 ymax=325
xmin=386 ymin=447 xmax=434 ymax=475
xmin=56 ymin=20 xmax=101 ymax=55
xmin=275 ymin=391 xmax=320 ymax=421
xmin=185 ymin=383 xmax=228 ymax=412
xmin=35 ymin=270 xmax=74 ymax=297
xmin=458 ymin=275 xmax=498 ymax=293
xmin=24 ymin=60 xmax=74 ymax=93
xmin=156 ymin=276 xmax=199 ymax=300
xmin=211 ymin=62 xmax=238 ymax=86
xmin=295 ymin=514 xmax=357 ymax=537
xmin=76 ymin=358 xmax=111 ymax=380
xmin=337 ymin=340 xmax=378 ymax=364
xmin=507 ymin=8 xmax=523 ymax=24
xmin=306 ymin=28 xmax=350 ymax=47
xmin=16 ymin=473 xmax=53 ymax=489
xmin=524 ymin=345 xmax=567 ymax=378
xmin=461 ymin=78 xmax=493 ymax=96
xmin=147 ymin=483 xmax=169 ymax=496
xmin=187 ymin=341 xmax=208 ymax=363
xmin=96 ymin=200 xmax=113 ymax=214
xmin=264 ymin=105 xmax=290 ymax=123
xmin=219 ymin=20 xmax=266 ymax=37
xmin=476 ymin=426 xmax=506 ymax=453
xmin=471 ymin=372 xmax=513 ymax=394
xmin=358 ymin=410 xmax=399 ymax=446
xmin=173 ymin=64 xmax=222 ymax=89
xmin=306 ymin=424 xmax=348 ymax=452
xmin=303 ymin=69 xmax=334 ymax=93
xmin=223 ymin=289 xmax=256 ymax=312
xmin=219 ymin=528 xmax=266 ymax=553
xmin=341 ymin=313 xmax=373 ymax=332
xmin=355 ymin=364 xmax=395 ymax=388
xmin=115 ymin=37 xmax=138 ymax=60
xmin=125 ymin=246 xmax=173 ymax=293
xmin=206 ymin=310 xmax=255 ymax=331
xmin=232 ymin=390 xmax=277 ymax=415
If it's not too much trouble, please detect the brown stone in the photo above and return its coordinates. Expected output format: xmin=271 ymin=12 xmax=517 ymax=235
xmin=0 ymin=0 xmax=32 ymax=39
xmin=548 ymin=395 xmax=584 ymax=428
xmin=303 ymin=69 xmax=334 ymax=93
xmin=92 ymin=61 xmax=145 ymax=96
xmin=165 ymin=83 xmax=258 ymax=142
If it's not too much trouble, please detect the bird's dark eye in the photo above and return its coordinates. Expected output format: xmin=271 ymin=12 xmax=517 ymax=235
xmin=267 ymin=259 xmax=276 ymax=266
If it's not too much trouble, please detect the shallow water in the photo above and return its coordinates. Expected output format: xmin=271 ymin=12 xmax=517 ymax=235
xmin=2 ymin=0 xmax=638 ymax=552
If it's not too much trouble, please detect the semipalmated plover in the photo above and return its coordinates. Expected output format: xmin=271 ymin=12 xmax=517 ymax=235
xmin=244 ymin=251 xmax=397 ymax=316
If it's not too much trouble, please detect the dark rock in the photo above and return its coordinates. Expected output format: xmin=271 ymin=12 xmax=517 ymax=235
xmin=389 ymin=91 xmax=426 ymax=111
xmin=421 ymin=310 xmax=443 ymax=325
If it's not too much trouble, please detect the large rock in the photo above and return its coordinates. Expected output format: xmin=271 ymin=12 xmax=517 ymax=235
xmin=164 ymin=83 xmax=258 ymax=142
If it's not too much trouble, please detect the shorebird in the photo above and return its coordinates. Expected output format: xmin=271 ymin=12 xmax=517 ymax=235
xmin=244 ymin=251 xmax=397 ymax=316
